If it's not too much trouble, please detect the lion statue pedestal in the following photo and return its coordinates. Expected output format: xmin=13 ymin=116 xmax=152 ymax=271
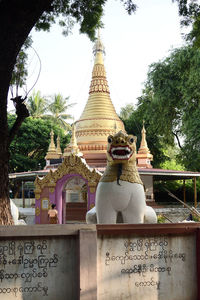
xmin=86 ymin=131 xmax=157 ymax=224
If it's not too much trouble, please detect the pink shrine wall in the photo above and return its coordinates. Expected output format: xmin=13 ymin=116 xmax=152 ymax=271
xmin=35 ymin=173 xmax=96 ymax=224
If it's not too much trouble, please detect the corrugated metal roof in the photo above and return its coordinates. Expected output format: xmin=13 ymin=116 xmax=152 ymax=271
xmin=9 ymin=167 xmax=200 ymax=181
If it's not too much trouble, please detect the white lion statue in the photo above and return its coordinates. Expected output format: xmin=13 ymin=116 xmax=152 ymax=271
xmin=86 ymin=131 xmax=157 ymax=224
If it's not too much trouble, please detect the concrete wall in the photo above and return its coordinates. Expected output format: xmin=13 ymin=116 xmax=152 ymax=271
xmin=97 ymin=227 xmax=197 ymax=299
xmin=0 ymin=224 xmax=199 ymax=300
xmin=97 ymin=224 xmax=200 ymax=300
xmin=0 ymin=225 xmax=96 ymax=300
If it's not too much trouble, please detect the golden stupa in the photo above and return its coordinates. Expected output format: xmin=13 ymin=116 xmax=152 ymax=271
xmin=45 ymin=130 xmax=61 ymax=160
xmin=137 ymin=122 xmax=153 ymax=168
xmin=64 ymin=123 xmax=83 ymax=157
xmin=75 ymin=31 xmax=125 ymax=167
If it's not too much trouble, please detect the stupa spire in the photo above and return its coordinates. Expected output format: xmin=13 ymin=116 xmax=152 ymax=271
xmin=64 ymin=123 xmax=82 ymax=157
xmin=138 ymin=121 xmax=150 ymax=154
xmin=75 ymin=30 xmax=125 ymax=167
xmin=49 ymin=130 xmax=56 ymax=151
xmin=45 ymin=130 xmax=60 ymax=160
xmin=93 ymin=28 xmax=105 ymax=64
xmin=137 ymin=121 xmax=153 ymax=168
xmin=56 ymin=136 xmax=62 ymax=156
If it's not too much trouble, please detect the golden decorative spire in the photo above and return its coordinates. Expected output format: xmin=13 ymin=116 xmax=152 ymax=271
xmin=137 ymin=121 xmax=153 ymax=168
xmin=45 ymin=130 xmax=60 ymax=160
xmin=75 ymin=30 xmax=125 ymax=166
xmin=93 ymin=28 xmax=105 ymax=55
xmin=56 ymin=136 xmax=62 ymax=156
xmin=138 ymin=121 xmax=150 ymax=154
xmin=77 ymin=30 xmax=122 ymax=120
xmin=64 ymin=123 xmax=82 ymax=157
xmin=49 ymin=130 xmax=56 ymax=151
xmin=70 ymin=123 xmax=79 ymax=154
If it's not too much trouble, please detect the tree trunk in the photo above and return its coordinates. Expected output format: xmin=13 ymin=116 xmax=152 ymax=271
xmin=0 ymin=0 xmax=53 ymax=224
xmin=0 ymin=136 xmax=14 ymax=225
xmin=0 ymin=63 xmax=14 ymax=225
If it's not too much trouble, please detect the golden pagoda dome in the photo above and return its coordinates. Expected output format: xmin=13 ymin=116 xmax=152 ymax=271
xmin=75 ymin=30 xmax=125 ymax=167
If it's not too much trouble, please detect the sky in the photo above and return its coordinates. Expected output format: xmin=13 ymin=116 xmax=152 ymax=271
xmin=9 ymin=0 xmax=186 ymax=121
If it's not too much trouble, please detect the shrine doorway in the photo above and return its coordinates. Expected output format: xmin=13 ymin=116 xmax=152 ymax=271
xmin=62 ymin=175 xmax=88 ymax=222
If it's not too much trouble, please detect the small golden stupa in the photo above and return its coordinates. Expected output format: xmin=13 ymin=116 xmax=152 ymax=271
xmin=56 ymin=136 xmax=62 ymax=156
xmin=45 ymin=130 xmax=61 ymax=160
xmin=64 ymin=123 xmax=83 ymax=157
xmin=75 ymin=30 xmax=125 ymax=167
xmin=137 ymin=122 xmax=153 ymax=168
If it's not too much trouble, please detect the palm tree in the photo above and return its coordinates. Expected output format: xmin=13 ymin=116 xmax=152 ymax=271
xmin=27 ymin=90 xmax=48 ymax=118
xmin=47 ymin=93 xmax=76 ymax=131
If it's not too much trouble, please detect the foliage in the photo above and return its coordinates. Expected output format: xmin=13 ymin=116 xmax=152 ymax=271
xmin=121 ymin=103 xmax=168 ymax=168
xmin=136 ymin=45 xmax=200 ymax=171
xmin=157 ymin=215 xmax=166 ymax=223
xmin=10 ymin=37 xmax=33 ymax=98
xmin=33 ymin=0 xmax=137 ymax=39
xmin=8 ymin=114 xmax=70 ymax=172
xmin=119 ymin=103 xmax=135 ymax=120
xmin=46 ymin=93 xmax=75 ymax=131
xmin=174 ymin=0 xmax=200 ymax=47
xmin=160 ymin=146 xmax=184 ymax=171
xmin=154 ymin=179 xmax=200 ymax=204
xmin=179 ymin=107 xmax=200 ymax=170
xmin=34 ymin=1 xmax=106 ymax=40
xmin=27 ymin=91 xmax=75 ymax=131
xmin=26 ymin=90 xmax=48 ymax=118
xmin=191 ymin=215 xmax=200 ymax=222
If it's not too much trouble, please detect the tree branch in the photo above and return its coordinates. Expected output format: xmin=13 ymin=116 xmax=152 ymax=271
xmin=172 ymin=131 xmax=182 ymax=149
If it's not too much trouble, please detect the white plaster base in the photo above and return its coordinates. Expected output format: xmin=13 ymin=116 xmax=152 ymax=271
xmin=87 ymin=181 xmax=157 ymax=224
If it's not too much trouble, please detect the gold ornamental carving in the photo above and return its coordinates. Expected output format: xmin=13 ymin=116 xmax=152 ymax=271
xmin=34 ymin=177 xmax=42 ymax=200
xmin=100 ymin=163 xmax=143 ymax=185
xmin=49 ymin=187 xmax=55 ymax=193
xmin=48 ymin=173 xmax=57 ymax=193
xmin=79 ymin=144 xmax=107 ymax=151
xmin=88 ymin=183 xmax=97 ymax=193
xmin=87 ymin=123 xmax=104 ymax=128
xmin=35 ymin=191 xmax=41 ymax=200
xmin=34 ymin=155 xmax=101 ymax=197
xmin=76 ymin=129 xmax=117 ymax=137
xmin=35 ymin=207 xmax=40 ymax=216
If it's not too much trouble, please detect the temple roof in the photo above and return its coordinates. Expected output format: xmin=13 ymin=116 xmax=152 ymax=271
xmin=9 ymin=168 xmax=200 ymax=182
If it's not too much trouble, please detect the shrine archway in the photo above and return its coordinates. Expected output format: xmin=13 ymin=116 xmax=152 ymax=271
xmin=34 ymin=155 xmax=101 ymax=224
